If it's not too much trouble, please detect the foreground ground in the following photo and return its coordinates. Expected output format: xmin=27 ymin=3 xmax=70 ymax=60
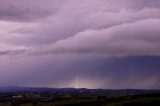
xmin=0 ymin=91 xmax=160 ymax=106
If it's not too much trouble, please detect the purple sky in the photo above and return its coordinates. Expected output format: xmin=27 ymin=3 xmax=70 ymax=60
xmin=0 ymin=0 xmax=160 ymax=89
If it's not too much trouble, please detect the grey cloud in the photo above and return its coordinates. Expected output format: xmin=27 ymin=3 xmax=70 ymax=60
xmin=1 ymin=0 xmax=160 ymax=46
xmin=39 ymin=19 xmax=160 ymax=56
xmin=0 ymin=49 xmax=26 ymax=55
xmin=2 ymin=8 xmax=160 ymax=56
xmin=0 ymin=1 xmax=52 ymax=22
xmin=0 ymin=0 xmax=160 ymax=89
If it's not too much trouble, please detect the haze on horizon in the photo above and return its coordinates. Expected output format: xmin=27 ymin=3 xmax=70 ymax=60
xmin=0 ymin=0 xmax=160 ymax=89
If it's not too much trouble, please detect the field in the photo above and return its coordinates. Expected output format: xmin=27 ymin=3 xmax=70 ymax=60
xmin=0 ymin=91 xmax=160 ymax=106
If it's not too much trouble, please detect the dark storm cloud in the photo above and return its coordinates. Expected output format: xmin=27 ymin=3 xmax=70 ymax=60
xmin=41 ymin=19 xmax=160 ymax=56
xmin=0 ymin=49 xmax=26 ymax=55
xmin=1 ymin=0 xmax=160 ymax=47
xmin=0 ymin=0 xmax=160 ymax=89
xmin=3 ymin=3 xmax=160 ymax=55
xmin=0 ymin=2 xmax=51 ymax=22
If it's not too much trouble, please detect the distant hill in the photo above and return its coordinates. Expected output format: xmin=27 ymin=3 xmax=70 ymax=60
xmin=0 ymin=86 xmax=160 ymax=96
xmin=0 ymin=86 xmax=79 ymax=93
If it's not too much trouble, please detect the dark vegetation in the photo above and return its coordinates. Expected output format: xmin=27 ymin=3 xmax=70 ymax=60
xmin=0 ymin=88 xmax=160 ymax=106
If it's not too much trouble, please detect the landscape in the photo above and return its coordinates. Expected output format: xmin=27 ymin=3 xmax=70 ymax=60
xmin=1 ymin=0 xmax=160 ymax=106
xmin=0 ymin=87 xmax=160 ymax=106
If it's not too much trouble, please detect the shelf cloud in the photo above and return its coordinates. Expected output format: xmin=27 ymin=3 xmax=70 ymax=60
xmin=0 ymin=0 xmax=160 ymax=89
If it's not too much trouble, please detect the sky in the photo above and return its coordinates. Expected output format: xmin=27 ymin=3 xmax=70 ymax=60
xmin=0 ymin=0 xmax=160 ymax=89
